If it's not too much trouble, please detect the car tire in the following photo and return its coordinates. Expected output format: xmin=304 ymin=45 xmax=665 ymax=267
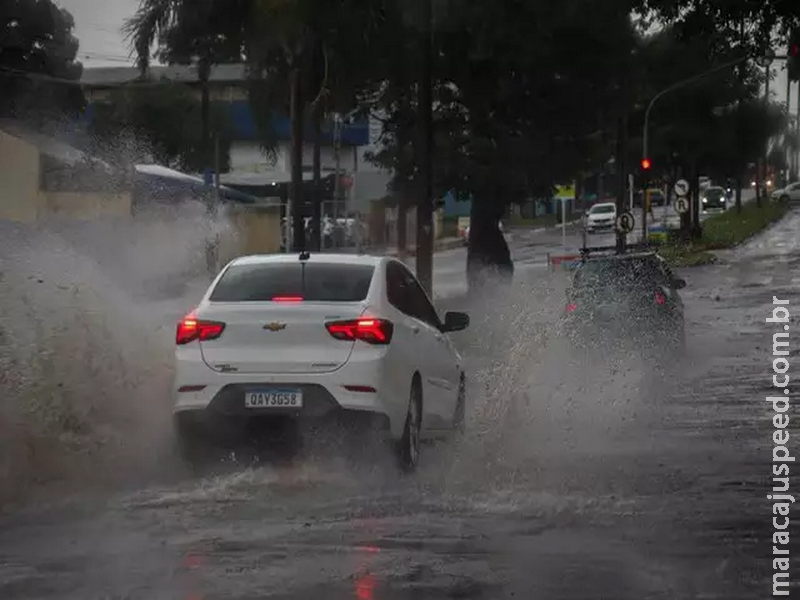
xmin=397 ymin=379 xmax=422 ymax=472
xmin=453 ymin=374 xmax=466 ymax=436
xmin=781 ymin=195 xmax=790 ymax=203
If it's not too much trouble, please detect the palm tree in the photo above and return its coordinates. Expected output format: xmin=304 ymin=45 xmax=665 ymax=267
xmin=123 ymin=0 xmax=243 ymax=176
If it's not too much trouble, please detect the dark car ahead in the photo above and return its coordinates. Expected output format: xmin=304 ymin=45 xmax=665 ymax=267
xmin=633 ymin=189 xmax=666 ymax=207
xmin=701 ymin=186 xmax=727 ymax=211
xmin=562 ymin=249 xmax=686 ymax=351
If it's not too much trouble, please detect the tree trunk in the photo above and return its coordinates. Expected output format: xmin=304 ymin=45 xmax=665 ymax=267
xmin=735 ymin=177 xmax=742 ymax=213
xmin=467 ymin=192 xmax=512 ymax=295
xmin=311 ymin=108 xmax=322 ymax=252
xmin=290 ymin=65 xmax=305 ymax=252
xmin=415 ymin=0 xmax=434 ymax=295
xmin=199 ymin=59 xmax=211 ymax=173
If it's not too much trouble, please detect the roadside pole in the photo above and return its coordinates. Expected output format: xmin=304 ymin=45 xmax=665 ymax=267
xmin=333 ymin=113 xmax=342 ymax=249
xmin=561 ymin=197 xmax=567 ymax=249
xmin=415 ymin=0 xmax=434 ymax=295
xmin=641 ymin=187 xmax=649 ymax=243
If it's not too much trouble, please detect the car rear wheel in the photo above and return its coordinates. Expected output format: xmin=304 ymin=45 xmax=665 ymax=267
xmin=397 ymin=380 xmax=422 ymax=472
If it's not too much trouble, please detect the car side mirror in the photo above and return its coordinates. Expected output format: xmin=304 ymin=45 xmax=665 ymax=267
xmin=672 ymin=277 xmax=686 ymax=290
xmin=441 ymin=311 xmax=470 ymax=333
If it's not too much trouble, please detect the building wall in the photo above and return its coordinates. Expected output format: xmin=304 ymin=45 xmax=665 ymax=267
xmin=0 ymin=129 xmax=42 ymax=222
xmin=217 ymin=202 xmax=282 ymax=266
xmin=40 ymin=191 xmax=132 ymax=218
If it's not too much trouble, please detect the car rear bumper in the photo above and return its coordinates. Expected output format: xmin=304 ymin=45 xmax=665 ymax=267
xmin=562 ymin=317 xmax=683 ymax=349
xmin=586 ymin=222 xmax=614 ymax=231
xmin=173 ymin=355 xmax=407 ymax=439
xmin=174 ymin=398 xmax=391 ymax=448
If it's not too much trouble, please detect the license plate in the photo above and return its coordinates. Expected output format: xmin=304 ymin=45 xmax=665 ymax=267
xmin=244 ymin=389 xmax=303 ymax=409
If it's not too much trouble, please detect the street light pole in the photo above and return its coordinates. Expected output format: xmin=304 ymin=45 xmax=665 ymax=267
xmin=642 ymin=55 xmax=751 ymax=163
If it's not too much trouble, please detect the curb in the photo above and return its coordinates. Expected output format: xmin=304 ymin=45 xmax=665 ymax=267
xmin=373 ymin=237 xmax=465 ymax=258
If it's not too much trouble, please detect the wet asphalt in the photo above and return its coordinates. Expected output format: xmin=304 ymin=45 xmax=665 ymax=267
xmin=0 ymin=204 xmax=796 ymax=599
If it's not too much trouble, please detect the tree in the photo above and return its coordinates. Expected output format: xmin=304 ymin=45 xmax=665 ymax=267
xmin=89 ymin=82 xmax=232 ymax=173
xmin=124 ymin=0 xmax=243 ymax=176
xmin=0 ymin=0 xmax=85 ymax=123
xmin=365 ymin=0 xmax=639 ymax=286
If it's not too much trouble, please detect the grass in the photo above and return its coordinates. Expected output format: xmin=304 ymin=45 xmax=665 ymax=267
xmin=659 ymin=199 xmax=791 ymax=267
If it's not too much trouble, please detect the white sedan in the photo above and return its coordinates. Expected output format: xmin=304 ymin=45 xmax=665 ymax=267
xmin=172 ymin=252 xmax=470 ymax=470
xmin=771 ymin=182 xmax=800 ymax=203
xmin=584 ymin=202 xmax=617 ymax=233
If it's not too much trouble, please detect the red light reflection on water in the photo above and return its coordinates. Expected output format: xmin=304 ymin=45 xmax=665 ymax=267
xmin=353 ymin=544 xmax=380 ymax=599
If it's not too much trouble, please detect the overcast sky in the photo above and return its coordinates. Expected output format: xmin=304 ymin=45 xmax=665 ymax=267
xmin=56 ymin=0 xmax=797 ymax=117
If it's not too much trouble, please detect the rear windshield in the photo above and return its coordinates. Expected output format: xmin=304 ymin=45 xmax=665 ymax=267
xmin=590 ymin=205 xmax=615 ymax=214
xmin=210 ymin=262 xmax=375 ymax=302
xmin=573 ymin=257 xmax=663 ymax=295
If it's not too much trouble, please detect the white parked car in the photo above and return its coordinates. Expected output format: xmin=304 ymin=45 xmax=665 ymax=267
xmin=771 ymin=182 xmax=800 ymax=203
xmin=172 ymin=252 xmax=470 ymax=470
xmin=584 ymin=202 xmax=616 ymax=233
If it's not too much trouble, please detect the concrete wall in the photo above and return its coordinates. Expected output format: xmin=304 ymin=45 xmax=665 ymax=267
xmin=0 ymin=128 xmax=135 ymax=222
xmin=217 ymin=202 xmax=282 ymax=266
xmin=366 ymin=200 xmax=444 ymax=248
xmin=0 ymin=129 xmax=41 ymax=222
xmin=40 ymin=191 xmax=132 ymax=219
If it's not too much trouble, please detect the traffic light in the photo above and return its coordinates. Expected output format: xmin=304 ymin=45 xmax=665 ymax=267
xmin=641 ymin=157 xmax=652 ymax=171
xmin=788 ymin=30 xmax=800 ymax=82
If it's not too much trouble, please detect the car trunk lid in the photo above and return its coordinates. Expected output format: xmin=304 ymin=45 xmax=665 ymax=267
xmin=198 ymin=302 xmax=366 ymax=374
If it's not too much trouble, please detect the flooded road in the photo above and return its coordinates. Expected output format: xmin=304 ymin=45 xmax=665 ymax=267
xmin=0 ymin=209 xmax=797 ymax=599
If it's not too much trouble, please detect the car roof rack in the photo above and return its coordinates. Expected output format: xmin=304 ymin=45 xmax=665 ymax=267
xmin=579 ymin=241 xmax=660 ymax=261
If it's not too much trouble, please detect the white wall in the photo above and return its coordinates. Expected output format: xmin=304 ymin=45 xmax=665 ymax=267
xmin=227 ymin=138 xmax=392 ymax=212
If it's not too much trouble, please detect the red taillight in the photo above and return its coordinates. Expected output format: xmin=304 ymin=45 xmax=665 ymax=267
xmin=655 ymin=291 xmax=666 ymax=305
xmin=272 ymin=295 xmax=303 ymax=302
xmin=176 ymin=314 xmax=225 ymax=345
xmin=326 ymin=318 xmax=393 ymax=344
xmin=566 ymin=302 xmax=577 ymax=312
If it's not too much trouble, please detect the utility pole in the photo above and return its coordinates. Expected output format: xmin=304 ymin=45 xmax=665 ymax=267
xmin=415 ymin=0 xmax=434 ymax=294
xmin=615 ymin=114 xmax=628 ymax=254
xmin=333 ymin=113 xmax=342 ymax=248
xmin=289 ymin=66 xmax=305 ymax=252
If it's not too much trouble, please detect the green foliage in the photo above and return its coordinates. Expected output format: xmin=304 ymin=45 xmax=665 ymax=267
xmin=89 ymin=83 xmax=232 ymax=173
xmin=0 ymin=0 xmax=85 ymax=122
xmin=660 ymin=197 xmax=791 ymax=266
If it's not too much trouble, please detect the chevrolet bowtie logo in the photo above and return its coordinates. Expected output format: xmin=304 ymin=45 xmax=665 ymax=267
xmin=263 ymin=322 xmax=287 ymax=331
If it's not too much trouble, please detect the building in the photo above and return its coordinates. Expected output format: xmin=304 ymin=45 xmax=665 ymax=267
xmin=80 ymin=63 xmax=392 ymax=214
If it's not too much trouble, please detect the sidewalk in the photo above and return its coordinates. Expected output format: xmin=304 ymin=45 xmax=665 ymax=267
xmin=368 ymin=236 xmax=465 ymax=257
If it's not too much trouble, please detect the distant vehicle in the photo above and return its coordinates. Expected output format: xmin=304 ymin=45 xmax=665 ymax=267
xmin=584 ymin=202 xmax=616 ymax=233
xmin=698 ymin=176 xmax=711 ymax=190
xmin=172 ymin=253 xmax=470 ymax=471
xmin=771 ymin=182 xmax=800 ymax=203
xmin=701 ymin=186 xmax=727 ymax=211
xmin=562 ymin=247 xmax=686 ymax=351
xmin=633 ymin=188 xmax=666 ymax=207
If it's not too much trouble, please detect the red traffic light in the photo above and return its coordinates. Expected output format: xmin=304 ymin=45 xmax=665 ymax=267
xmin=641 ymin=158 xmax=652 ymax=170
xmin=792 ymin=44 xmax=799 ymax=57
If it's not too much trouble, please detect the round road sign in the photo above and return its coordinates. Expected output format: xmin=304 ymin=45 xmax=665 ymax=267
xmin=675 ymin=196 xmax=690 ymax=214
xmin=616 ymin=211 xmax=635 ymax=234
xmin=673 ymin=179 xmax=689 ymax=197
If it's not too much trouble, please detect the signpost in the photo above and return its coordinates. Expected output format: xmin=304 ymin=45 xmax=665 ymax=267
xmin=675 ymin=196 xmax=690 ymax=214
xmin=616 ymin=211 xmax=635 ymax=235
